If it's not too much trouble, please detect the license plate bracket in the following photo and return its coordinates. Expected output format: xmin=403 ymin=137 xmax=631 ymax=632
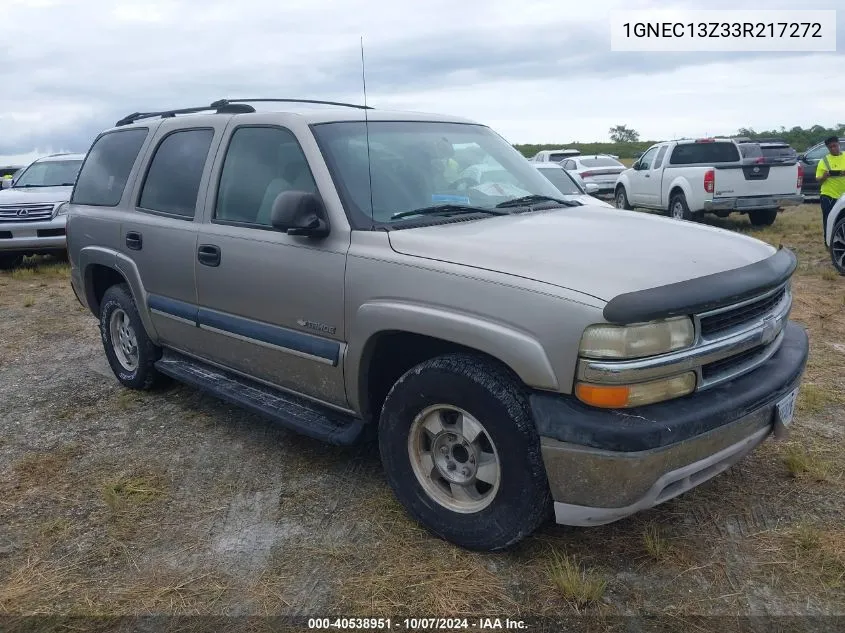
xmin=773 ymin=387 xmax=799 ymax=439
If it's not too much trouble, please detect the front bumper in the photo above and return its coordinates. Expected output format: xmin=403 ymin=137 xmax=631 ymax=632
xmin=0 ymin=215 xmax=67 ymax=253
xmin=533 ymin=321 xmax=809 ymax=526
xmin=703 ymin=194 xmax=804 ymax=212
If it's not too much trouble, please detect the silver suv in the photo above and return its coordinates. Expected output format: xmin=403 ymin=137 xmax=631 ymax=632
xmin=66 ymin=99 xmax=809 ymax=551
xmin=0 ymin=153 xmax=85 ymax=268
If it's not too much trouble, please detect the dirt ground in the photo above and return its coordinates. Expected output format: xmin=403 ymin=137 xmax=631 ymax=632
xmin=1 ymin=205 xmax=843 ymax=633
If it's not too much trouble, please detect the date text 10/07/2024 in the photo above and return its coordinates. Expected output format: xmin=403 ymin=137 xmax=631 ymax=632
xmin=307 ymin=618 xmax=528 ymax=630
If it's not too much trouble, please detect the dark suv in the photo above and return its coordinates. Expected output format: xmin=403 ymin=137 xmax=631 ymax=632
xmin=798 ymin=138 xmax=845 ymax=199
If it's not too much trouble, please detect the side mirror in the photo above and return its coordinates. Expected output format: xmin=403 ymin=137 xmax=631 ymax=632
xmin=797 ymin=153 xmax=805 ymax=161
xmin=270 ymin=190 xmax=330 ymax=238
xmin=631 ymin=161 xmax=640 ymax=171
xmin=585 ymin=183 xmax=600 ymax=194
xmin=1 ymin=179 xmax=11 ymax=190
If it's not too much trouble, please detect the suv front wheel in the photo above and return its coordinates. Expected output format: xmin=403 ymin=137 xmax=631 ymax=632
xmin=99 ymin=283 xmax=163 ymax=390
xmin=378 ymin=354 xmax=552 ymax=551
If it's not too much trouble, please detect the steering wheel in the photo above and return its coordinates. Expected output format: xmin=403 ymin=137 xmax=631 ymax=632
xmin=445 ymin=176 xmax=478 ymax=192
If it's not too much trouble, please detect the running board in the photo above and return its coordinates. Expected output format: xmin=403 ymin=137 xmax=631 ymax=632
xmin=154 ymin=350 xmax=366 ymax=446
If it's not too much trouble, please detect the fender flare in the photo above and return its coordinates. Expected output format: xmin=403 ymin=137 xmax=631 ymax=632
xmin=345 ymin=300 xmax=559 ymax=414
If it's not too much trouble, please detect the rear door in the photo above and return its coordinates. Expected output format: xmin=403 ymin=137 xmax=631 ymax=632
xmin=120 ymin=117 xmax=226 ymax=356
xmin=668 ymin=141 xmax=798 ymax=199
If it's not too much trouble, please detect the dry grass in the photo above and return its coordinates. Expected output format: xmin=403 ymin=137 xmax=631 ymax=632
xmin=547 ymin=551 xmax=607 ymax=611
xmin=642 ymin=523 xmax=669 ymax=561
xmin=782 ymin=445 xmax=835 ymax=482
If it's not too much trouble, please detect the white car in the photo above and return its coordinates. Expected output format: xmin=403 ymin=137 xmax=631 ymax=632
xmin=0 ymin=152 xmax=85 ymax=269
xmin=529 ymin=148 xmax=581 ymax=163
xmin=533 ymin=163 xmax=613 ymax=207
xmin=558 ymin=155 xmax=626 ymax=196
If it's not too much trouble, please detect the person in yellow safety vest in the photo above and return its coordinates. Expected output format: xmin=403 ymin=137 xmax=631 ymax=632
xmin=437 ymin=137 xmax=460 ymax=183
xmin=816 ymin=136 xmax=845 ymax=239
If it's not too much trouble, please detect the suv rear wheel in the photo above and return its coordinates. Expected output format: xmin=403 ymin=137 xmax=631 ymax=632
xmin=0 ymin=253 xmax=24 ymax=270
xmin=748 ymin=208 xmax=778 ymax=227
xmin=378 ymin=353 xmax=552 ymax=551
xmin=100 ymin=283 xmax=163 ymax=390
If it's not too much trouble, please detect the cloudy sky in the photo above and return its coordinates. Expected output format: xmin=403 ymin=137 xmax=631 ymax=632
xmin=1 ymin=0 xmax=843 ymax=165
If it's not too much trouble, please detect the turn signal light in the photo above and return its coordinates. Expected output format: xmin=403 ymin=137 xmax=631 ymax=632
xmin=575 ymin=372 xmax=697 ymax=408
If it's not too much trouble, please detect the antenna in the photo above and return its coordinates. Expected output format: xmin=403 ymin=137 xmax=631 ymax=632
xmin=361 ymin=36 xmax=375 ymax=228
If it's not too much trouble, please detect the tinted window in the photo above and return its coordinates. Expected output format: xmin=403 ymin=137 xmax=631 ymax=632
xmin=537 ymin=167 xmax=582 ymax=195
xmin=215 ymin=126 xmax=317 ymax=226
xmin=653 ymin=146 xmax=668 ymax=169
xmin=669 ymin=142 xmax=740 ymax=165
xmin=548 ymin=153 xmax=568 ymax=162
xmin=638 ymin=147 xmax=659 ymax=170
xmin=805 ymin=144 xmax=830 ymax=161
xmin=13 ymin=160 xmax=82 ymax=188
xmin=71 ymin=129 xmax=148 ymax=206
xmin=579 ymin=157 xmax=623 ymax=168
xmin=139 ymin=129 xmax=214 ymax=218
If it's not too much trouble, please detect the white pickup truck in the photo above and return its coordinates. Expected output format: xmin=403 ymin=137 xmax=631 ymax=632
xmin=614 ymin=138 xmax=804 ymax=226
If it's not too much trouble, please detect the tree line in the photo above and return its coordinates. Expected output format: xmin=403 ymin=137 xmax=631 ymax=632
xmin=513 ymin=123 xmax=845 ymax=160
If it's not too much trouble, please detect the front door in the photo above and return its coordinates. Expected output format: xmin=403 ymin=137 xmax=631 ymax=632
xmin=193 ymin=122 xmax=349 ymax=409
xmin=627 ymin=146 xmax=659 ymax=207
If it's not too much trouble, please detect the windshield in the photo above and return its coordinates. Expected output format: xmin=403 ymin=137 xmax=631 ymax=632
xmin=14 ymin=159 xmax=83 ymax=188
xmin=312 ymin=121 xmax=564 ymax=227
xmin=536 ymin=167 xmax=583 ymax=195
xmin=579 ymin=157 xmax=623 ymax=168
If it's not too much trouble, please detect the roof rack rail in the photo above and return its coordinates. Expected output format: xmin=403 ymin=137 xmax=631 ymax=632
xmin=115 ymin=97 xmax=372 ymax=127
xmin=210 ymin=98 xmax=373 ymax=110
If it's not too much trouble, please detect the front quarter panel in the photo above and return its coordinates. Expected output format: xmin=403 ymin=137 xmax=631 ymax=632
xmin=343 ymin=232 xmax=605 ymax=414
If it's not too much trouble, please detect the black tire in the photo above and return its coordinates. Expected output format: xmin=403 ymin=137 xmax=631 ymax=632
xmin=830 ymin=216 xmax=845 ymax=275
xmin=614 ymin=186 xmax=632 ymax=210
xmin=378 ymin=353 xmax=552 ymax=551
xmin=99 ymin=283 xmax=163 ymax=390
xmin=0 ymin=253 xmax=24 ymax=270
xmin=669 ymin=192 xmax=694 ymax=221
xmin=748 ymin=208 xmax=778 ymax=227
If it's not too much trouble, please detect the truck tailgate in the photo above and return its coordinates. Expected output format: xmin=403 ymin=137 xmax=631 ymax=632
xmin=713 ymin=163 xmax=798 ymax=198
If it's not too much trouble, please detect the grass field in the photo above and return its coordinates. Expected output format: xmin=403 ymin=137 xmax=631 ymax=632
xmin=0 ymin=205 xmax=843 ymax=632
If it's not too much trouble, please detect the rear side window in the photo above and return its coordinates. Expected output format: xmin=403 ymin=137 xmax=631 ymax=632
xmin=71 ymin=129 xmax=148 ymax=206
xmin=139 ymin=129 xmax=214 ymax=218
xmin=669 ymin=142 xmax=740 ymax=165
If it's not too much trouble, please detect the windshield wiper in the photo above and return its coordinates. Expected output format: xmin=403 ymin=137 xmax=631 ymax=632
xmin=12 ymin=184 xmax=47 ymax=188
xmin=58 ymin=182 xmax=77 ymax=186
xmin=391 ymin=204 xmax=508 ymax=220
xmin=495 ymin=195 xmax=582 ymax=209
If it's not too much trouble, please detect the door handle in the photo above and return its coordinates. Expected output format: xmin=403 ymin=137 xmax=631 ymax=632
xmin=644 ymin=174 xmax=651 ymax=178
xmin=197 ymin=244 xmax=221 ymax=267
xmin=125 ymin=231 xmax=142 ymax=250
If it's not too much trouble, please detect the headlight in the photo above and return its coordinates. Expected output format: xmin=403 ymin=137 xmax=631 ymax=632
xmin=578 ymin=317 xmax=694 ymax=359
xmin=575 ymin=372 xmax=697 ymax=408
xmin=55 ymin=202 xmax=69 ymax=216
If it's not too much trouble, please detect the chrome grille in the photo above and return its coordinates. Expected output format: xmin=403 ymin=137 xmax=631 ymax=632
xmin=699 ymin=287 xmax=787 ymax=338
xmin=0 ymin=203 xmax=55 ymax=222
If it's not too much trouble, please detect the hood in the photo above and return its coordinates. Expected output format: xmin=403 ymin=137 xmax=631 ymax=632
xmin=0 ymin=186 xmax=73 ymax=205
xmin=387 ymin=207 xmax=776 ymax=301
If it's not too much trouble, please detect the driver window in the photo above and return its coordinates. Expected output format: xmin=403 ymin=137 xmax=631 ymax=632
xmin=805 ymin=144 xmax=829 ymax=161
xmin=215 ymin=126 xmax=317 ymax=227
xmin=639 ymin=147 xmax=658 ymax=170
xmin=653 ymin=146 xmax=668 ymax=169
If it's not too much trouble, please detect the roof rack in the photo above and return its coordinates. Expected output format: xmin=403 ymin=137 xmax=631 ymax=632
xmin=115 ymin=97 xmax=372 ymax=127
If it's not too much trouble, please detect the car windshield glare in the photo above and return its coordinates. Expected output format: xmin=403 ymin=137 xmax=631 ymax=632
xmin=14 ymin=160 xmax=82 ymax=187
xmin=537 ymin=167 xmax=583 ymax=195
xmin=311 ymin=121 xmax=565 ymax=227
